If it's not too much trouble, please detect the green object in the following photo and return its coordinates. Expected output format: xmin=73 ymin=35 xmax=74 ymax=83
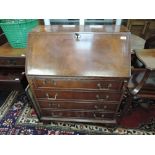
xmin=0 ymin=19 xmax=38 ymax=48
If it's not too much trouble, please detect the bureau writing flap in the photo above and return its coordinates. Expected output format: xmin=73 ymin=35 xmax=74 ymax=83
xmin=26 ymin=25 xmax=131 ymax=78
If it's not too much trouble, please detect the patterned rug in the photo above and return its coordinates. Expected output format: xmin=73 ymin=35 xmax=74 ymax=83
xmin=0 ymin=91 xmax=155 ymax=135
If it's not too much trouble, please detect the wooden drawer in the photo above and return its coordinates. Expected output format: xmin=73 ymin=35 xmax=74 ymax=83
xmin=0 ymin=57 xmax=25 ymax=67
xmin=38 ymin=99 xmax=119 ymax=111
xmin=41 ymin=109 xmax=115 ymax=119
xmin=33 ymin=89 xmax=122 ymax=101
xmin=0 ymin=69 xmax=23 ymax=80
xmin=0 ymin=69 xmax=26 ymax=90
xmin=32 ymin=78 xmax=123 ymax=91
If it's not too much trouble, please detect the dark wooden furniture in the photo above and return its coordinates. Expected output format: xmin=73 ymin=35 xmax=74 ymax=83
xmin=0 ymin=43 xmax=27 ymax=90
xmin=129 ymin=49 xmax=155 ymax=108
xmin=144 ymin=35 xmax=155 ymax=49
xmin=127 ymin=19 xmax=150 ymax=37
xmin=132 ymin=49 xmax=155 ymax=93
xmin=26 ymin=25 xmax=131 ymax=125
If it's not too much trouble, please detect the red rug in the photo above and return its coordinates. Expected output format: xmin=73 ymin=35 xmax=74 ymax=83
xmin=119 ymin=105 xmax=155 ymax=128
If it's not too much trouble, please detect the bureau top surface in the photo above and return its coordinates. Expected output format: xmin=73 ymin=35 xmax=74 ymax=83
xmin=0 ymin=43 xmax=26 ymax=57
xmin=26 ymin=25 xmax=131 ymax=77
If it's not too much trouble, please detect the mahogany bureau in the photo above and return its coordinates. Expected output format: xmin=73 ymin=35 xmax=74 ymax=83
xmin=26 ymin=25 xmax=131 ymax=125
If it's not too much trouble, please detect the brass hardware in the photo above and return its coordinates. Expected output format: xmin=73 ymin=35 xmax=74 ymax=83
xmin=51 ymin=80 xmax=56 ymax=86
xmin=97 ymin=83 xmax=112 ymax=89
xmin=43 ymin=80 xmax=48 ymax=85
xmin=46 ymin=93 xmax=58 ymax=100
xmin=43 ymin=79 xmax=56 ymax=86
xmin=75 ymin=33 xmax=81 ymax=40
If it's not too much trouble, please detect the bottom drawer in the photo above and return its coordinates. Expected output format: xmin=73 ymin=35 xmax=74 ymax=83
xmin=38 ymin=100 xmax=118 ymax=112
xmin=41 ymin=109 xmax=115 ymax=119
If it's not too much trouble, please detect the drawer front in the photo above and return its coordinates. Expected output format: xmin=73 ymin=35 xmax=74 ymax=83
xmin=34 ymin=89 xmax=122 ymax=101
xmin=32 ymin=78 xmax=123 ymax=91
xmin=0 ymin=69 xmax=26 ymax=91
xmin=0 ymin=74 xmax=22 ymax=91
xmin=41 ymin=109 xmax=115 ymax=119
xmin=38 ymin=100 xmax=118 ymax=111
xmin=0 ymin=71 xmax=22 ymax=80
xmin=0 ymin=57 xmax=25 ymax=67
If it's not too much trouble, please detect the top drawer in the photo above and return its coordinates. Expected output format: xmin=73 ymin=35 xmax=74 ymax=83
xmin=32 ymin=78 xmax=124 ymax=91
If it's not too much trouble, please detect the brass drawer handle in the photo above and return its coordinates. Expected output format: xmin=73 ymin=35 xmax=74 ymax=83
xmin=43 ymin=80 xmax=56 ymax=86
xmin=96 ymin=94 xmax=109 ymax=101
xmin=46 ymin=93 xmax=58 ymax=100
xmin=97 ymin=83 xmax=112 ymax=90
